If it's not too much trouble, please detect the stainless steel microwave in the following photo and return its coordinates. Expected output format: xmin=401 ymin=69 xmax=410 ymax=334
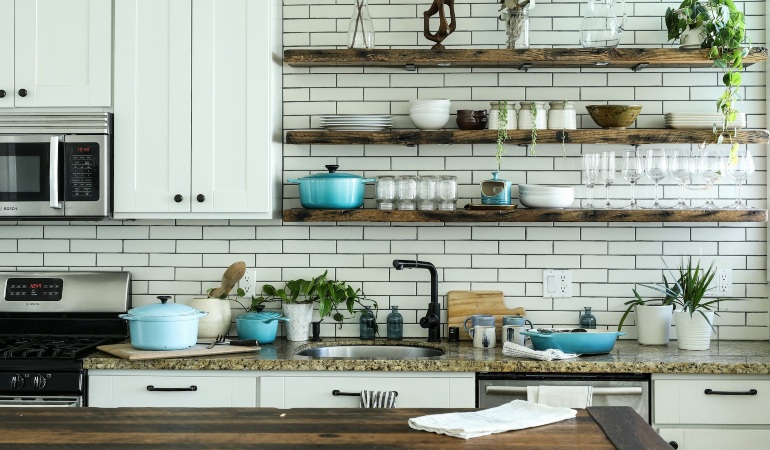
xmin=0 ymin=113 xmax=112 ymax=220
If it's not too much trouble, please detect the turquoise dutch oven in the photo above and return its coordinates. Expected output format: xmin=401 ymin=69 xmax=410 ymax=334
xmin=521 ymin=329 xmax=625 ymax=354
xmin=288 ymin=165 xmax=375 ymax=209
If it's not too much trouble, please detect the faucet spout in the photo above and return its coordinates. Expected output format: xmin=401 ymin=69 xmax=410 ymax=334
xmin=392 ymin=259 xmax=441 ymax=342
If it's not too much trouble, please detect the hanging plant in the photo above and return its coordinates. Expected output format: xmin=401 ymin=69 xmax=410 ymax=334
xmin=529 ymin=102 xmax=537 ymax=155
xmin=495 ymin=100 xmax=509 ymax=170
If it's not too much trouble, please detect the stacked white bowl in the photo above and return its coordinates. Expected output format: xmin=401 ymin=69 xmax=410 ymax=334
xmin=409 ymin=99 xmax=451 ymax=130
xmin=518 ymin=184 xmax=575 ymax=208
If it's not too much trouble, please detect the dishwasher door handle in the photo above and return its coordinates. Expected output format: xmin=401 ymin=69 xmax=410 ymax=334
xmin=485 ymin=386 xmax=643 ymax=396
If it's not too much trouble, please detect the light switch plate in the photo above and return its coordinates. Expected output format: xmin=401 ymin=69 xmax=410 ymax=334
xmin=543 ymin=269 xmax=572 ymax=298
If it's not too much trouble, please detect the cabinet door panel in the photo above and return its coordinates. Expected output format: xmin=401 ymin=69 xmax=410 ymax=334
xmin=0 ymin=0 xmax=13 ymax=108
xmin=282 ymin=376 xmax=452 ymax=408
xmin=14 ymin=0 xmax=111 ymax=107
xmin=191 ymin=0 xmax=273 ymax=214
xmin=113 ymin=0 xmax=192 ymax=213
xmin=655 ymin=379 xmax=770 ymax=425
xmin=658 ymin=428 xmax=770 ymax=450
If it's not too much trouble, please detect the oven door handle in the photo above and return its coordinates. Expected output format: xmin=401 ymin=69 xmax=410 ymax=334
xmin=0 ymin=397 xmax=81 ymax=407
xmin=49 ymin=135 xmax=62 ymax=209
xmin=485 ymin=386 xmax=643 ymax=396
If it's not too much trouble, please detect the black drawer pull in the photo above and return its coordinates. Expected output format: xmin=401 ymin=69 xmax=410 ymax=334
xmin=332 ymin=389 xmax=398 ymax=397
xmin=704 ymin=388 xmax=757 ymax=396
xmin=147 ymin=385 xmax=198 ymax=392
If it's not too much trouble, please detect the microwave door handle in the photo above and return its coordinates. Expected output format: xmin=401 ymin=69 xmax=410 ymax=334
xmin=49 ymin=135 xmax=62 ymax=209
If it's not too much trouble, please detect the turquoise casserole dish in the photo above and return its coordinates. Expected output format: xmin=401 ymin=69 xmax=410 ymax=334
xmin=521 ymin=329 xmax=625 ymax=354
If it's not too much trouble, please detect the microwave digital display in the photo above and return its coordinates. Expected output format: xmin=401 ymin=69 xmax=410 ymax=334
xmin=4 ymin=278 xmax=64 ymax=301
xmin=65 ymin=142 xmax=99 ymax=201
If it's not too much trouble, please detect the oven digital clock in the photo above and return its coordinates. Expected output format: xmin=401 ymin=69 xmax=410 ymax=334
xmin=4 ymin=278 xmax=64 ymax=301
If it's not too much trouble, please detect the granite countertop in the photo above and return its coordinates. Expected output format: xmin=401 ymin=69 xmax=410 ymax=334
xmin=84 ymin=339 xmax=770 ymax=374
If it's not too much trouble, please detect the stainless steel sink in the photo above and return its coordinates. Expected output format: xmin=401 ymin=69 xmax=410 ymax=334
xmin=295 ymin=345 xmax=444 ymax=359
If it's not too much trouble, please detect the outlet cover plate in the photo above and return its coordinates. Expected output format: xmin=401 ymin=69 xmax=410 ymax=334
xmin=543 ymin=269 xmax=572 ymax=298
xmin=706 ymin=268 xmax=732 ymax=297
xmin=240 ymin=269 xmax=258 ymax=297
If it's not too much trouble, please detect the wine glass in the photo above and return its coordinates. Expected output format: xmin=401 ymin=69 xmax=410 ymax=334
xmin=645 ymin=148 xmax=667 ymax=209
xmin=669 ymin=149 xmax=695 ymax=209
xmin=621 ymin=149 xmax=644 ymax=209
xmin=697 ymin=148 xmax=725 ymax=209
xmin=582 ymin=153 xmax=600 ymax=209
xmin=724 ymin=148 xmax=755 ymax=209
xmin=600 ymin=151 xmax=616 ymax=209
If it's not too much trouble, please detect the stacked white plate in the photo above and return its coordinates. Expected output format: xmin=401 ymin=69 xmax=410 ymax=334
xmin=319 ymin=115 xmax=393 ymax=131
xmin=664 ymin=112 xmax=746 ymax=129
xmin=518 ymin=184 xmax=575 ymax=209
xmin=409 ymin=99 xmax=451 ymax=130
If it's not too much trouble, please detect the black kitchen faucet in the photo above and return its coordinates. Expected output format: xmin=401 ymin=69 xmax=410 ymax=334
xmin=392 ymin=260 xmax=441 ymax=342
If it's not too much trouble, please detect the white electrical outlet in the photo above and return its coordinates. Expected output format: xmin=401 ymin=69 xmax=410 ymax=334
xmin=543 ymin=269 xmax=572 ymax=298
xmin=240 ymin=269 xmax=258 ymax=297
xmin=705 ymin=268 xmax=732 ymax=297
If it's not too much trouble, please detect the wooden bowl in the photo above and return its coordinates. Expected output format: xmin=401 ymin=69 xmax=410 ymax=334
xmin=585 ymin=105 xmax=642 ymax=129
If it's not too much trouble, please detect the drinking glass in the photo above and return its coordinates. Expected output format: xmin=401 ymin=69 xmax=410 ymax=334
xmin=600 ymin=151 xmax=616 ymax=209
xmin=724 ymin=148 xmax=755 ymax=209
xmin=645 ymin=148 xmax=667 ymax=209
xmin=696 ymin=148 xmax=725 ymax=209
xmin=582 ymin=154 xmax=599 ymax=209
xmin=396 ymin=175 xmax=418 ymax=210
xmin=437 ymin=175 xmax=458 ymax=210
xmin=416 ymin=176 xmax=437 ymax=210
xmin=375 ymin=176 xmax=396 ymax=210
xmin=669 ymin=149 xmax=695 ymax=209
xmin=621 ymin=149 xmax=644 ymax=209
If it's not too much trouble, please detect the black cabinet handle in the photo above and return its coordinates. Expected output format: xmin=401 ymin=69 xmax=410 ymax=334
xmin=669 ymin=441 xmax=678 ymax=449
xmin=332 ymin=389 xmax=398 ymax=397
xmin=18 ymin=88 xmax=27 ymax=97
xmin=174 ymin=194 xmax=183 ymax=203
xmin=196 ymin=194 xmax=205 ymax=202
xmin=0 ymin=90 xmax=5 ymax=98
xmin=704 ymin=388 xmax=757 ymax=396
xmin=147 ymin=385 xmax=197 ymax=392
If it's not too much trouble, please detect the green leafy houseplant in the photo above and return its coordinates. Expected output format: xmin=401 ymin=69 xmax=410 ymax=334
xmin=664 ymin=0 xmax=748 ymax=156
xmin=495 ymin=100 xmax=509 ymax=170
xmin=253 ymin=271 xmax=376 ymax=328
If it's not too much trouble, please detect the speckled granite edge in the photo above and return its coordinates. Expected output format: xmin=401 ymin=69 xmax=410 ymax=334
xmin=83 ymin=339 xmax=770 ymax=374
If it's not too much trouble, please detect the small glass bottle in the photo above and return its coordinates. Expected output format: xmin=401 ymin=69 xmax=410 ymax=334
xmin=505 ymin=6 xmax=530 ymax=49
xmin=359 ymin=306 xmax=376 ymax=340
xmin=347 ymin=0 xmax=375 ymax=49
xmin=386 ymin=306 xmax=403 ymax=340
xmin=579 ymin=307 xmax=597 ymax=329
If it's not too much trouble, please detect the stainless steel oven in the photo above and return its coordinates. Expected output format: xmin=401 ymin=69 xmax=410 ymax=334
xmin=477 ymin=372 xmax=651 ymax=423
xmin=0 ymin=113 xmax=112 ymax=220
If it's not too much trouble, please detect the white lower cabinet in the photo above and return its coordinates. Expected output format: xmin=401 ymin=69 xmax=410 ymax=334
xmin=87 ymin=370 xmax=258 ymax=408
xmin=652 ymin=374 xmax=770 ymax=450
xmin=258 ymin=372 xmax=476 ymax=409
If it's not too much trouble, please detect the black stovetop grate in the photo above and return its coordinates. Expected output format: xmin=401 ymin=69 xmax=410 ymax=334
xmin=0 ymin=336 xmax=119 ymax=359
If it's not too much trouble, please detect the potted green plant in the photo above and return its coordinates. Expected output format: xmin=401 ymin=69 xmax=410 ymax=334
xmin=665 ymin=0 xmax=748 ymax=156
xmin=253 ymin=271 xmax=376 ymax=341
xmin=618 ymin=278 xmax=679 ymax=345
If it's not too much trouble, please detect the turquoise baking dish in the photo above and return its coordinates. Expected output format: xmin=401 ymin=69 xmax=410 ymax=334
xmin=521 ymin=329 xmax=625 ymax=354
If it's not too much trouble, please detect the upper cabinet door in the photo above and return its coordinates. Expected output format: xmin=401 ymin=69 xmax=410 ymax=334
xmin=191 ymin=0 xmax=277 ymax=215
xmin=113 ymin=0 xmax=193 ymax=214
xmin=0 ymin=0 xmax=13 ymax=107
xmin=13 ymin=0 xmax=112 ymax=107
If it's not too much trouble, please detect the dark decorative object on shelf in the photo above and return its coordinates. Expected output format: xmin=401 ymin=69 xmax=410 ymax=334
xmin=423 ymin=0 xmax=456 ymax=49
xmin=359 ymin=306 xmax=376 ymax=339
xmin=579 ymin=307 xmax=597 ymax=329
xmin=386 ymin=306 xmax=404 ymax=339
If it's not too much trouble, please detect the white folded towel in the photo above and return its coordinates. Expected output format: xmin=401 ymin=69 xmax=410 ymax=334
xmin=360 ymin=390 xmax=397 ymax=408
xmin=502 ymin=341 xmax=579 ymax=361
xmin=408 ymin=400 xmax=576 ymax=439
xmin=527 ymin=385 xmax=593 ymax=409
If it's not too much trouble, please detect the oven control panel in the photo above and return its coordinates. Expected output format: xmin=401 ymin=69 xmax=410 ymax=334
xmin=4 ymin=278 xmax=64 ymax=301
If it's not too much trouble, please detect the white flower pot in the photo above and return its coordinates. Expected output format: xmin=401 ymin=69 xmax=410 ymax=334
xmin=674 ymin=310 xmax=715 ymax=351
xmin=679 ymin=25 xmax=705 ymax=48
xmin=187 ymin=297 xmax=232 ymax=339
xmin=282 ymin=303 xmax=313 ymax=341
xmin=635 ymin=304 xmax=673 ymax=345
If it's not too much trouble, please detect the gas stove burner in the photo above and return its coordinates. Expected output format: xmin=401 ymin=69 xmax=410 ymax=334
xmin=0 ymin=336 xmax=116 ymax=359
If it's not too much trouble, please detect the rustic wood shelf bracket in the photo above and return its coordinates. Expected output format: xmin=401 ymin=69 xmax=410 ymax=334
xmin=555 ymin=130 xmax=569 ymax=142
xmin=594 ymin=61 xmax=610 ymax=66
xmin=405 ymin=63 xmax=416 ymax=71
xmin=519 ymin=63 xmax=533 ymax=72
xmin=632 ymin=62 xmax=649 ymax=72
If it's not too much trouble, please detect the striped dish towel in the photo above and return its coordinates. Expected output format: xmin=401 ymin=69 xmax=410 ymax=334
xmin=502 ymin=342 xmax=579 ymax=361
xmin=360 ymin=390 xmax=397 ymax=408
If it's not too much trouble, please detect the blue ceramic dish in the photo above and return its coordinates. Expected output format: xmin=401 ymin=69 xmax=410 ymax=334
xmin=235 ymin=313 xmax=289 ymax=344
xmin=520 ymin=329 xmax=625 ymax=354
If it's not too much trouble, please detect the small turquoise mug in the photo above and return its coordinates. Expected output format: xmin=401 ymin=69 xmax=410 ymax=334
xmin=503 ymin=315 xmax=533 ymax=329
xmin=464 ymin=314 xmax=495 ymax=336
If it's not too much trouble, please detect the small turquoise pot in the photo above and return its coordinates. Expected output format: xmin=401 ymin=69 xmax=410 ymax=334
xmin=288 ymin=165 xmax=375 ymax=209
xmin=480 ymin=171 xmax=512 ymax=205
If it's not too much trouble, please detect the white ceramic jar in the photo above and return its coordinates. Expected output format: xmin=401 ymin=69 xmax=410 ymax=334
xmin=547 ymin=101 xmax=577 ymax=130
xmin=187 ymin=297 xmax=233 ymax=339
xmin=487 ymin=101 xmax=517 ymax=130
xmin=518 ymin=101 xmax=547 ymax=130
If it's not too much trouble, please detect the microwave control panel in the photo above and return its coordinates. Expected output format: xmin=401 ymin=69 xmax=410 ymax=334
xmin=65 ymin=143 xmax=100 ymax=201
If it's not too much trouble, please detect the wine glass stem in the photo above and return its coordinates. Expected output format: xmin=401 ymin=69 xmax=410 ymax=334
xmin=736 ymin=182 xmax=742 ymax=205
xmin=653 ymin=180 xmax=660 ymax=205
xmin=605 ymin=183 xmax=611 ymax=207
xmin=678 ymin=182 xmax=685 ymax=204
xmin=630 ymin=181 xmax=636 ymax=206
xmin=588 ymin=185 xmax=594 ymax=206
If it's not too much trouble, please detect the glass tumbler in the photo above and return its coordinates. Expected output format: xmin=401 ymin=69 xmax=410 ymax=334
xmin=437 ymin=175 xmax=458 ymax=210
xmin=416 ymin=176 xmax=437 ymax=210
xmin=396 ymin=175 xmax=418 ymax=210
xmin=375 ymin=176 xmax=396 ymax=210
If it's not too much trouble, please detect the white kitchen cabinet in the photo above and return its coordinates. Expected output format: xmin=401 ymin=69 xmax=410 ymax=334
xmin=87 ymin=370 xmax=258 ymax=408
xmin=0 ymin=0 xmax=112 ymax=108
xmin=113 ymin=0 xmax=281 ymax=219
xmin=259 ymin=372 xmax=476 ymax=409
xmin=652 ymin=374 xmax=770 ymax=450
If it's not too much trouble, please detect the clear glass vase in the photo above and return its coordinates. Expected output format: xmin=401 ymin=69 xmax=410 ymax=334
xmin=347 ymin=0 xmax=375 ymax=49
xmin=505 ymin=7 xmax=529 ymax=49
xmin=386 ymin=306 xmax=403 ymax=340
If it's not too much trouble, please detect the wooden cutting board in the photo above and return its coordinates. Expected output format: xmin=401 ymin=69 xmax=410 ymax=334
xmin=446 ymin=290 xmax=526 ymax=341
xmin=96 ymin=343 xmax=261 ymax=361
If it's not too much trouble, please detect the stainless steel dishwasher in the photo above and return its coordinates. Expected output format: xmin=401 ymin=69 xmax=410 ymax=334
xmin=477 ymin=372 xmax=651 ymax=423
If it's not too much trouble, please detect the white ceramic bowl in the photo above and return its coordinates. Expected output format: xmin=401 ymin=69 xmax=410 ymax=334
xmin=410 ymin=112 xmax=450 ymax=130
xmin=409 ymin=107 xmax=451 ymax=115
xmin=519 ymin=194 xmax=575 ymax=208
xmin=518 ymin=184 xmax=575 ymax=194
xmin=410 ymin=98 xmax=450 ymax=105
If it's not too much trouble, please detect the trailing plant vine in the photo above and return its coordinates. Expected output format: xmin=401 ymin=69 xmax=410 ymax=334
xmin=529 ymin=102 xmax=537 ymax=155
xmin=495 ymin=100 xmax=509 ymax=170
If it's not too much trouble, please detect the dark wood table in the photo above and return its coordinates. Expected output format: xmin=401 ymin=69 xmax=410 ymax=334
xmin=0 ymin=406 xmax=670 ymax=449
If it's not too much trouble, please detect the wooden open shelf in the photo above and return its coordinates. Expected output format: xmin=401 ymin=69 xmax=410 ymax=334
xmin=284 ymin=47 xmax=768 ymax=70
xmin=283 ymin=208 xmax=768 ymax=223
xmin=285 ymin=129 xmax=770 ymax=146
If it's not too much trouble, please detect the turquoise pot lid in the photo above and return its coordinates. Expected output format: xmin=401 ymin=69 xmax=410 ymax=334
xmin=126 ymin=297 xmax=202 ymax=318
